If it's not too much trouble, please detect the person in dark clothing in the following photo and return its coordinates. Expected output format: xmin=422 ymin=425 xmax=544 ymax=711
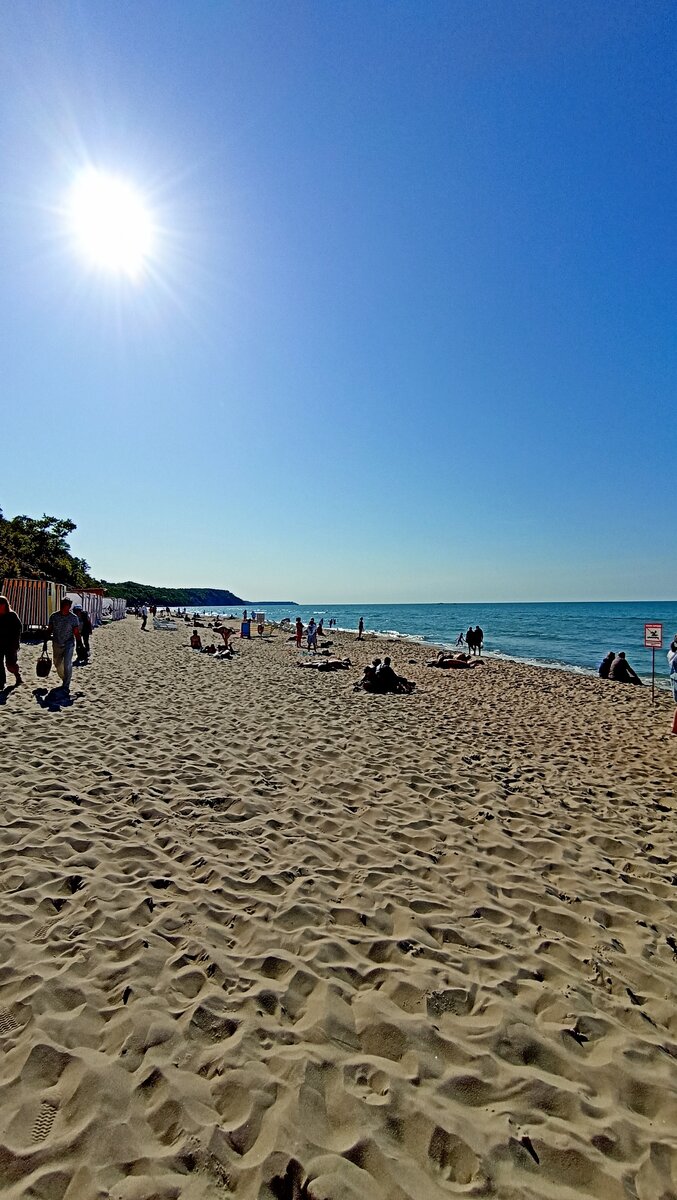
xmin=473 ymin=626 xmax=484 ymax=654
xmin=609 ymin=652 xmax=643 ymax=685
xmin=375 ymin=657 xmax=399 ymax=692
xmin=598 ymin=651 xmax=615 ymax=679
xmin=375 ymin=656 xmax=415 ymax=694
xmin=355 ymin=664 xmax=377 ymax=692
xmin=0 ymin=595 xmax=23 ymax=687
xmin=73 ymin=607 xmax=93 ymax=663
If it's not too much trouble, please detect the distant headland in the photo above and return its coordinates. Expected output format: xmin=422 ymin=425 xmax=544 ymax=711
xmin=102 ymin=581 xmax=246 ymax=607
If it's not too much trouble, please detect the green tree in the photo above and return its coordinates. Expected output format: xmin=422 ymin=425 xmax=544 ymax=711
xmin=0 ymin=507 xmax=100 ymax=588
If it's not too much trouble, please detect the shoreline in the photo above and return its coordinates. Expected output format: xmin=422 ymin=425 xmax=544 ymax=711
xmin=177 ymin=609 xmax=673 ymax=690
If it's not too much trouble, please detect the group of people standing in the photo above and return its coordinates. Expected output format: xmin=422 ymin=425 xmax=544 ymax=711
xmin=295 ymin=616 xmax=327 ymax=650
xmin=457 ymin=625 xmax=484 ymax=654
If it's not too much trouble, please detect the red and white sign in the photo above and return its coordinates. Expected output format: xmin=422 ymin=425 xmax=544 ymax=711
xmin=644 ymin=623 xmax=663 ymax=649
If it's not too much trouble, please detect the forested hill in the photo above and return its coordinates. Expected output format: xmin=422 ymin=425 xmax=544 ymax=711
xmin=102 ymin=582 xmax=246 ymax=607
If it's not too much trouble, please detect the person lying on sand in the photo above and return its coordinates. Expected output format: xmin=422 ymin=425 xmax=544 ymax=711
xmin=190 ymin=631 xmax=203 ymax=650
xmin=298 ymin=657 xmax=351 ymax=671
xmin=426 ymin=650 xmax=484 ymax=669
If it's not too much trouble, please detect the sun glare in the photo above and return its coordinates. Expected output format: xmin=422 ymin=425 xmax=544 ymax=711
xmin=67 ymin=169 xmax=154 ymax=278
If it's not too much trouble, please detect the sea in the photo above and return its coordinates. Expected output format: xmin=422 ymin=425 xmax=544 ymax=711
xmin=193 ymin=601 xmax=677 ymax=685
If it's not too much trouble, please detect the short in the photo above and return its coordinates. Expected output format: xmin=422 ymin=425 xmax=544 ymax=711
xmin=1 ymin=648 xmax=18 ymax=670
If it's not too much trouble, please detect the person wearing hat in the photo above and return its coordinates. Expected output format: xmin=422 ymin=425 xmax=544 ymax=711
xmin=73 ymin=605 xmax=93 ymax=663
xmin=44 ymin=598 xmax=83 ymax=694
xmin=0 ymin=595 xmax=23 ymax=689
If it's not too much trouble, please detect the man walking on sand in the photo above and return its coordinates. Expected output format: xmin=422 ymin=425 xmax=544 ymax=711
xmin=0 ymin=595 xmax=23 ymax=688
xmin=44 ymin=598 xmax=83 ymax=695
xmin=141 ymin=603 xmax=148 ymax=630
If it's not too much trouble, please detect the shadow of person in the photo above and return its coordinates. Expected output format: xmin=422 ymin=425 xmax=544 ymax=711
xmin=33 ymin=686 xmax=78 ymax=712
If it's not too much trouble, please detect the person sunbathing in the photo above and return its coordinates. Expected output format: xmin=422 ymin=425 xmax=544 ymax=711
xmin=427 ymin=650 xmax=484 ymax=669
xmin=190 ymin=632 xmax=202 ymax=650
xmin=298 ymin=657 xmax=350 ymax=671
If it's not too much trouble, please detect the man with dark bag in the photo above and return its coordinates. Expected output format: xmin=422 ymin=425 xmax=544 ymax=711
xmin=44 ymin=598 xmax=83 ymax=695
xmin=0 ymin=595 xmax=23 ymax=688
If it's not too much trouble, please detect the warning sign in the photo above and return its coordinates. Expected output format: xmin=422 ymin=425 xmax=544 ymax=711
xmin=644 ymin=623 xmax=663 ymax=649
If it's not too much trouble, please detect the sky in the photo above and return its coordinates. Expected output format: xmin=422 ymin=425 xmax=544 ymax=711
xmin=1 ymin=0 xmax=675 ymax=603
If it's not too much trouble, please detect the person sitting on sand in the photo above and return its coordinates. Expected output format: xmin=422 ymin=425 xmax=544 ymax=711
xmin=375 ymin=657 xmax=416 ymax=694
xmin=609 ymin=651 xmax=643 ymax=685
xmin=355 ymin=665 xmax=377 ymax=692
xmin=598 ymin=651 xmax=615 ymax=679
xmin=190 ymin=631 xmax=202 ymax=650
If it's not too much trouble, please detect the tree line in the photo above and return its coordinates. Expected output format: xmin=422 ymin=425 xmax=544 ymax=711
xmin=0 ymin=508 xmax=99 ymax=589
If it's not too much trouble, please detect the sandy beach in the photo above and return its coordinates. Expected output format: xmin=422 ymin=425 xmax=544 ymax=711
xmin=0 ymin=616 xmax=675 ymax=1200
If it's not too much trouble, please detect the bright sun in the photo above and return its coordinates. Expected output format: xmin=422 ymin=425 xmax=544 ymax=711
xmin=67 ymin=169 xmax=154 ymax=278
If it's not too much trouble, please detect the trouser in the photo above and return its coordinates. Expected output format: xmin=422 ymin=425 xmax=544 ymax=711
xmin=53 ymin=641 xmax=75 ymax=690
xmin=77 ymin=631 xmax=90 ymax=661
xmin=141 ymin=615 xmax=147 ymax=629
xmin=0 ymin=648 xmax=20 ymax=688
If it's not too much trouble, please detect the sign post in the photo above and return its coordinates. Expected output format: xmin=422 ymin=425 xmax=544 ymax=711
xmin=644 ymin=623 xmax=663 ymax=704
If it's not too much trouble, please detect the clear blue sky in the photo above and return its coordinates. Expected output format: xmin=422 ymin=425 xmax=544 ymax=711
xmin=2 ymin=1 xmax=675 ymax=602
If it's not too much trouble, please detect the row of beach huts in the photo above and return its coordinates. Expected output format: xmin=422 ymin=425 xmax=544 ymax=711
xmin=1 ymin=578 xmax=127 ymax=631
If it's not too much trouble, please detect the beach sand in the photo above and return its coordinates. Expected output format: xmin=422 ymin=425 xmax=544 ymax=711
xmin=0 ymin=617 xmax=675 ymax=1200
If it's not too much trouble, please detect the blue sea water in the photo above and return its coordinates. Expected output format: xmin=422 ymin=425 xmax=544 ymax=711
xmin=195 ymin=601 xmax=677 ymax=684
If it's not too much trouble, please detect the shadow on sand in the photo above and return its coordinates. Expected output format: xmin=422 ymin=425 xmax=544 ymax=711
xmin=33 ymin=686 xmax=80 ymax=712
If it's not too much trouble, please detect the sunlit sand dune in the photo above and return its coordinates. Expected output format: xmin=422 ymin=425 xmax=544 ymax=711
xmin=0 ymin=618 xmax=674 ymax=1199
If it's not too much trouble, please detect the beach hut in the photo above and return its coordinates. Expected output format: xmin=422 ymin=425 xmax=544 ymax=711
xmin=65 ymin=590 xmax=103 ymax=627
xmin=1 ymin=578 xmax=66 ymax=630
xmin=101 ymin=597 xmax=127 ymax=621
xmin=81 ymin=587 xmax=105 ymax=626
